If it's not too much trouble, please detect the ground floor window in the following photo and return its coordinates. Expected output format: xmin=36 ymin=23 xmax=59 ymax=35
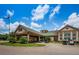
xmin=73 ymin=37 xmax=76 ymax=40
xmin=64 ymin=38 xmax=70 ymax=41
xmin=60 ymin=37 xmax=62 ymax=40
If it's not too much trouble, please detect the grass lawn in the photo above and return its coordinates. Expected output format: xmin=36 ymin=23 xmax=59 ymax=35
xmin=0 ymin=41 xmax=46 ymax=47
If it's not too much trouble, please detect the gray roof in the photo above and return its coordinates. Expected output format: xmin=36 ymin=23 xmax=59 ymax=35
xmin=15 ymin=25 xmax=41 ymax=35
xmin=41 ymin=31 xmax=58 ymax=36
xmin=15 ymin=25 xmax=58 ymax=36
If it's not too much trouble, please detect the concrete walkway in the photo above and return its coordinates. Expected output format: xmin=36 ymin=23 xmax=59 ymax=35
xmin=0 ymin=43 xmax=79 ymax=55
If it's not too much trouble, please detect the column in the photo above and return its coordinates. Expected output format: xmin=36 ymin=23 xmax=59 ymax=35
xmin=38 ymin=36 xmax=40 ymax=42
xmin=76 ymin=31 xmax=78 ymax=41
xmin=27 ymin=34 xmax=29 ymax=42
xmin=58 ymin=32 xmax=60 ymax=41
xmin=62 ymin=32 xmax=64 ymax=41
xmin=70 ymin=32 xmax=73 ymax=40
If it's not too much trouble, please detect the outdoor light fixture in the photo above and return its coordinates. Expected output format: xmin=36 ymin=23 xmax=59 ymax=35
xmin=4 ymin=9 xmax=14 ymax=36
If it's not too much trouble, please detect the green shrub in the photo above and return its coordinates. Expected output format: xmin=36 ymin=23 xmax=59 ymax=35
xmin=19 ymin=37 xmax=28 ymax=44
xmin=7 ymin=36 xmax=16 ymax=43
xmin=0 ymin=34 xmax=8 ymax=40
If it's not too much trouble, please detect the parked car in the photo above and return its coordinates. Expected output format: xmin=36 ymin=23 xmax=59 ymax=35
xmin=69 ymin=40 xmax=74 ymax=45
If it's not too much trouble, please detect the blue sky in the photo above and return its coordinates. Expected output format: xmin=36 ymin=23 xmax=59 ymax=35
xmin=0 ymin=4 xmax=79 ymax=34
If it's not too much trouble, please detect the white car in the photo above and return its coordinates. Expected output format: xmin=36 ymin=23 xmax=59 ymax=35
xmin=69 ymin=40 xmax=74 ymax=45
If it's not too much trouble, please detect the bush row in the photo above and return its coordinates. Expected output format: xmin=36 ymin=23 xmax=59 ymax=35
xmin=7 ymin=36 xmax=28 ymax=44
xmin=0 ymin=34 xmax=8 ymax=40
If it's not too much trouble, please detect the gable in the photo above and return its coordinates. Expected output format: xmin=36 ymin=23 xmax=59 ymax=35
xmin=14 ymin=25 xmax=41 ymax=35
xmin=15 ymin=26 xmax=28 ymax=34
xmin=60 ymin=25 xmax=79 ymax=31
xmin=61 ymin=27 xmax=74 ymax=31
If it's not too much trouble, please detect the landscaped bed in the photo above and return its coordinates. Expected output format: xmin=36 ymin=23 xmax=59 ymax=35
xmin=0 ymin=41 xmax=46 ymax=47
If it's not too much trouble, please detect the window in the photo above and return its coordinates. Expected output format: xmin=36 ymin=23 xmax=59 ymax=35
xmin=18 ymin=27 xmax=22 ymax=31
xmin=64 ymin=38 xmax=67 ymax=40
xmin=66 ymin=27 xmax=69 ymax=30
xmin=64 ymin=34 xmax=67 ymax=36
xmin=64 ymin=37 xmax=69 ymax=40
xmin=73 ymin=33 xmax=76 ymax=36
xmin=60 ymin=34 xmax=62 ymax=36
xmin=68 ymin=33 xmax=70 ymax=36
xmin=73 ymin=37 xmax=76 ymax=40
xmin=64 ymin=32 xmax=70 ymax=36
xmin=60 ymin=37 xmax=62 ymax=40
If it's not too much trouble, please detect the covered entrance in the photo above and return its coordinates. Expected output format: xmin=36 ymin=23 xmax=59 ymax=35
xmin=14 ymin=25 xmax=41 ymax=43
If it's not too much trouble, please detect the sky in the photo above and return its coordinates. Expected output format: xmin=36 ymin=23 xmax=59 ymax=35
xmin=0 ymin=4 xmax=79 ymax=34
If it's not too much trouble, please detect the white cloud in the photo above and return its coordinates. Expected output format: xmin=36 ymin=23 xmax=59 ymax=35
xmin=49 ymin=5 xmax=61 ymax=19
xmin=53 ymin=22 xmax=59 ymax=28
xmin=0 ymin=18 xmax=5 ymax=27
xmin=68 ymin=12 xmax=78 ymax=19
xmin=0 ymin=18 xmax=29 ymax=34
xmin=59 ymin=12 xmax=79 ymax=30
xmin=0 ymin=18 xmax=9 ymax=34
xmin=63 ymin=12 xmax=79 ymax=28
xmin=31 ymin=22 xmax=42 ymax=28
xmin=22 ymin=17 xmax=29 ymax=20
xmin=58 ymin=24 xmax=66 ymax=30
xmin=50 ymin=22 xmax=59 ymax=31
xmin=6 ymin=21 xmax=29 ymax=32
xmin=0 ymin=18 xmax=7 ymax=30
xmin=0 ymin=18 xmax=30 ymax=34
xmin=32 ymin=4 xmax=49 ymax=21
xmin=7 ymin=22 xmax=19 ymax=32
xmin=52 ymin=27 xmax=58 ymax=31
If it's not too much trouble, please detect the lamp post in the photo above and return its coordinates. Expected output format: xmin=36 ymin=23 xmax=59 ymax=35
xmin=4 ymin=14 xmax=11 ymax=36
xmin=9 ymin=17 xmax=11 ymax=36
xmin=4 ymin=9 xmax=14 ymax=36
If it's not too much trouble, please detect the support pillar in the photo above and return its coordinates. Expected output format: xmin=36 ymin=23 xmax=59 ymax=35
xmin=38 ymin=36 xmax=40 ymax=42
xmin=62 ymin=32 xmax=64 ymax=41
xmin=27 ymin=34 xmax=29 ymax=42
xmin=70 ymin=32 xmax=73 ymax=40
xmin=58 ymin=32 xmax=60 ymax=41
xmin=76 ymin=31 xmax=78 ymax=41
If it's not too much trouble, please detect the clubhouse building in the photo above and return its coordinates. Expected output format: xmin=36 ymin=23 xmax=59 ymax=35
xmin=14 ymin=24 xmax=79 ymax=43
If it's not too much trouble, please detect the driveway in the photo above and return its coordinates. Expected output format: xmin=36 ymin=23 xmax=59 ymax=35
xmin=0 ymin=43 xmax=79 ymax=55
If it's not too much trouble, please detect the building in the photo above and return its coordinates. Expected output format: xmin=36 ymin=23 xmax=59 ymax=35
xmin=14 ymin=25 xmax=41 ymax=42
xmin=14 ymin=24 xmax=79 ymax=43
xmin=58 ymin=25 xmax=79 ymax=42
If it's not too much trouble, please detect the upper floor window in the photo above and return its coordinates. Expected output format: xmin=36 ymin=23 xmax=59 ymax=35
xmin=73 ymin=33 xmax=76 ymax=36
xmin=73 ymin=37 xmax=76 ymax=40
xmin=60 ymin=37 xmax=62 ymax=40
xmin=60 ymin=34 xmax=62 ymax=36
xmin=64 ymin=32 xmax=70 ymax=36
xmin=66 ymin=27 xmax=69 ymax=30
